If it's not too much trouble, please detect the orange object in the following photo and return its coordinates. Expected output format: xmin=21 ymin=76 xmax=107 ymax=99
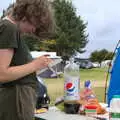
xmin=79 ymin=80 xmax=106 ymax=114
xmin=86 ymin=98 xmax=106 ymax=114
xmin=35 ymin=108 xmax=48 ymax=114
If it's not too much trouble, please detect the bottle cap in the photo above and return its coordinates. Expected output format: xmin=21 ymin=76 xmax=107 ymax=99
xmin=113 ymin=95 xmax=120 ymax=98
xmin=84 ymin=80 xmax=91 ymax=88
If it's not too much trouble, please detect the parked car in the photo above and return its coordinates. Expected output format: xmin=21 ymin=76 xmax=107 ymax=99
xmin=76 ymin=60 xmax=93 ymax=69
xmin=92 ymin=62 xmax=100 ymax=68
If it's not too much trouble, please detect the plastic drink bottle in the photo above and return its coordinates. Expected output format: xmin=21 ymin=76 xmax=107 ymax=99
xmin=64 ymin=58 xmax=80 ymax=114
xmin=110 ymin=95 xmax=120 ymax=120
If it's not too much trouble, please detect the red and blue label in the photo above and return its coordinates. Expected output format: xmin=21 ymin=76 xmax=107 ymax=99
xmin=65 ymin=82 xmax=75 ymax=92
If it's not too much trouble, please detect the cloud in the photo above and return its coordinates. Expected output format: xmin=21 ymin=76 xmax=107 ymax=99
xmin=73 ymin=0 xmax=120 ymax=57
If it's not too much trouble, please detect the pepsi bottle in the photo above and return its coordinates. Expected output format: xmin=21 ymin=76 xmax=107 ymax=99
xmin=64 ymin=58 xmax=80 ymax=114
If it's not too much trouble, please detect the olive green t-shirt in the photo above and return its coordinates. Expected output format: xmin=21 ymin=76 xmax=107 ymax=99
xmin=0 ymin=19 xmax=38 ymax=88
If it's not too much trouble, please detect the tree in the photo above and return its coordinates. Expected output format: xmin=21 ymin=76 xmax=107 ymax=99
xmin=22 ymin=34 xmax=41 ymax=51
xmin=90 ymin=50 xmax=100 ymax=62
xmin=38 ymin=39 xmax=57 ymax=51
xmin=90 ymin=49 xmax=113 ymax=65
xmin=52 ymin=0 xmax=88 ymax=60
xmin=2 ymin=1 xmax=88 ymax=59
xmin=106 ymin=52 xmax=113 ymax=60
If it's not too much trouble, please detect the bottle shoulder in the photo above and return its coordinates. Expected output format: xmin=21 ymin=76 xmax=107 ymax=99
xmin=64 ymin=63 xmax=79 ymax=70
xmin=111 ymin=98 xmax=120 ymax=102
xmin=110 ymin=98 xmax=120 ymax=109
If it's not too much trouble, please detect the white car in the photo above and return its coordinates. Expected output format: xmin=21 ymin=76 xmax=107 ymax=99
xmin=92 ymin=62 xmax=100 ymax=68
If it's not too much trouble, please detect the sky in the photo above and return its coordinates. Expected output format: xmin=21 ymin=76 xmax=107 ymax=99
xmin=72 ymin=0 xmax=120 ymax=58
xmin=0 ymin=0 xmax=120 ymax=58
xmin=0 ymin=0 xmax=14 ymax=16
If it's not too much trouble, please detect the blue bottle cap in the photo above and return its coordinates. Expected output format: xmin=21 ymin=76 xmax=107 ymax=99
xmin=113 ymin=95 xmax=120 ymax=98
xmin=84 ymin=80 xmax=91 ymax=88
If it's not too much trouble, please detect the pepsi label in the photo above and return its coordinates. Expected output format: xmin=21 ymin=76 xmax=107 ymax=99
xmin=64 ymin=76 xmax=80 ymax=102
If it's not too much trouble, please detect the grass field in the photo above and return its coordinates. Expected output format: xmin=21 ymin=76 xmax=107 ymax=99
xmin=44 ymin=67 xmax=110 ymax=106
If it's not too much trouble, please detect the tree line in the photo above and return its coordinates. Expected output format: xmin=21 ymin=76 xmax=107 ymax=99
xmin=90 ymin=49 xmax=113 ymax=64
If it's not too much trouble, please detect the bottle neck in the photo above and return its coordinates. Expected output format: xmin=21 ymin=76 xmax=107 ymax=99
xmin=69 ymin=58 xmax=74 ymax=64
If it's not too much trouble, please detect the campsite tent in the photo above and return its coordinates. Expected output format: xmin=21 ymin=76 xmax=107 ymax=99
xmin=107 ymin=47 xmax=120 ymax=106
xmin=31 ymin=51 xmax=63 ymax=78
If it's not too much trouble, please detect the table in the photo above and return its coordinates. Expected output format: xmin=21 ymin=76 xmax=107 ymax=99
xmin=35 ymin=106 xmax=97 ymax=120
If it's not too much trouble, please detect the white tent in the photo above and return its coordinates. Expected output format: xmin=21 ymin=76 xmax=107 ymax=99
xmin=31 ymin=51 xmax=63 ymax=78
xmin=30 ymin=51 xmax=61 ymax=59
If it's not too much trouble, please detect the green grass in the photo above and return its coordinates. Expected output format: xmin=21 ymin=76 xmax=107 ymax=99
xmin=93 ymin=87 xmax=105 ymax=102
xmin=44 ymin=67 xmax=110 ymax=106
xmin=80 ymin=67 xmax=109 ymax=82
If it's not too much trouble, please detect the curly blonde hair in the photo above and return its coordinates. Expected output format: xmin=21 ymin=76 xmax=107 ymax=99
xmin=12 ymin=0 xmax=55 ymax=39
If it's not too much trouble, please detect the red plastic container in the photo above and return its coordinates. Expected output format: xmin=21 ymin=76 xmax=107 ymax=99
xmin=85 ymin=105 xmax=97 ymax=116
xmin=85 ymin=105 xmax=97 ymax=109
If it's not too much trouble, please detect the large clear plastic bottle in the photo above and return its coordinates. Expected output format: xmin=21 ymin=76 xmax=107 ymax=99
xmin=110 ymin=95 xmax=120 ymax=120
xmin=64 ymin=58 xmax=80 ymax=114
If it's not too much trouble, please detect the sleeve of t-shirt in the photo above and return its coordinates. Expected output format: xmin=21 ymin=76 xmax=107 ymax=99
xmin=0 ymin=22 xmax=18 ymax=49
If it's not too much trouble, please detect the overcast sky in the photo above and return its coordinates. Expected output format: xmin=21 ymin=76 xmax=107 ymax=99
xmin=73 ymin=0 xmax=120 ymax=58
xmin=0 ymin=0 xmax=120 ymax=58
